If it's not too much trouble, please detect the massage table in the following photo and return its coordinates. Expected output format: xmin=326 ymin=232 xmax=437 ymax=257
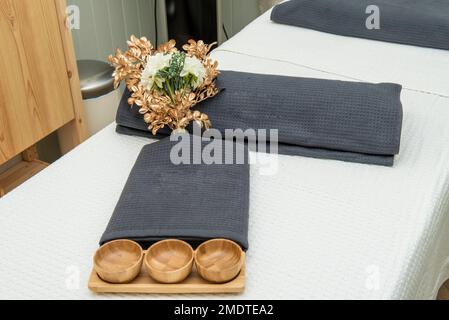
xmin=1 ymin=8 xmax=449 ymax=299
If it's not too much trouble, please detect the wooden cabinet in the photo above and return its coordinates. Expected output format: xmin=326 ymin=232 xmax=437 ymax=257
xmin=0 ymin=0 xmax=87 ymax=165
xmin=0 ymin=0 xmax=87 ymax=194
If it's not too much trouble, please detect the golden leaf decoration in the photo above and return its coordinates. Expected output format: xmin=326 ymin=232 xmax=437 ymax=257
xmin=108 ymin=36 xmax=220 ymax=134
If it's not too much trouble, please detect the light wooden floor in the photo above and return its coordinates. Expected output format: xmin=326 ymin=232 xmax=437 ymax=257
xmin=437 ymin=279 xmax=449 ymax=300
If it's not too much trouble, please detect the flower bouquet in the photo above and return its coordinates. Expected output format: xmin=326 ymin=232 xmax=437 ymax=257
xmin=109 ymin=36 xmax=220 ymax=135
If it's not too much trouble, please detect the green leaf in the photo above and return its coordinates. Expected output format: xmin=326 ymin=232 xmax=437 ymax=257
xmin=167 ymin=52 xmax=186 ymax=80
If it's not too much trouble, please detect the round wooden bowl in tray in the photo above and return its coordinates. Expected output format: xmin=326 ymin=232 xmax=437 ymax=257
xmin=93 ymin=239 xmax=144 ymax=284
xmin=195 ymin=239 xmax=244 ymax=283
xmin=144 ymin=239 xmax=194 ymax=284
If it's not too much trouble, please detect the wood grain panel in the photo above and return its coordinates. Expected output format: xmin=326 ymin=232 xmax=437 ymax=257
xmin=0 ymin=159 xmax=48 ymax=196
xmin=0 ymin=0 xmax=76 ymax=164
xmin=54 ymin=0 xmax=88 ymax=154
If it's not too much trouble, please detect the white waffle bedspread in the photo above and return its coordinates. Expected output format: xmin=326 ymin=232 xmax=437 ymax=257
xmin=1 ymin=9 xmax=449 ymax=300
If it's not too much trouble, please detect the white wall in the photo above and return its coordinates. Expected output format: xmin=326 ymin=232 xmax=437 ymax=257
xmin=219 ymin=0 xmax=260 ymax=42
xmin=67 ymin=0 xmax=167 ymax=62
xmin=67 ymin=0 xmax=267 ymax=61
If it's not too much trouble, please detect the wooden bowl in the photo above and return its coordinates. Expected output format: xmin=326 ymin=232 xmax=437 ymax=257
xmin=195 ymin=239 xmax=243 ymax=283
xmin=144 ymin=239 xmax=194 ymax=284
xmin=93 ymin=239 xmax=143 ymax=284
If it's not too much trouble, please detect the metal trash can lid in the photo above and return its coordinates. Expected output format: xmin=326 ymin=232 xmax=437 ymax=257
xmin=77 ymin=60 xmax=117 ymax=100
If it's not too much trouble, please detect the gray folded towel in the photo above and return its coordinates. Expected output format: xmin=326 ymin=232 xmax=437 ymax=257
xmin=116 ymin=71 xmax=403 ymax=166
xmin=271 ymin=0 xmax=449 ymax=51
xmin=100 ymin=137 xmax=250 ymax=250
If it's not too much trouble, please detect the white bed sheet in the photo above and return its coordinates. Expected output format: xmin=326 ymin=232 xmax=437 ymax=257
xmin=1 ymin=9 xmax=449 ymax=300
xmin=217 ymin=9 xmax=449 ymax=97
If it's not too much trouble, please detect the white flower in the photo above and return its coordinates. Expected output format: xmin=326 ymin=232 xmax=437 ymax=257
xmin=140 ymin=52 xmax=172 ymax=90
xmin=181 ymin=56 xmax=206 ymax=89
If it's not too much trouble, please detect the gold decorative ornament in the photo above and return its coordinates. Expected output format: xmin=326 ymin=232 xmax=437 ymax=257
xmin=109 ymin=36 xmax=220 ymax=135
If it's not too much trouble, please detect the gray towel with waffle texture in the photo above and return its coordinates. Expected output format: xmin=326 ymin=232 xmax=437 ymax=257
xmin=116 ymin=71 xmax=403 ymax=166
xmin=100 ymin=137 xmax=250 ymax=249
xmin=271 ymin=0 xmax=449 ymax=51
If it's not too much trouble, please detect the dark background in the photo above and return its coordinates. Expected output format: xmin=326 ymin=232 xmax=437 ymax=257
xmin=165 ymin=0 xmax=218 ymax=47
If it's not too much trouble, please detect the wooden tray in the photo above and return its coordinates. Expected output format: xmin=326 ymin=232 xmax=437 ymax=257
xmin=88 ymin=253 xmax=245 ymax=294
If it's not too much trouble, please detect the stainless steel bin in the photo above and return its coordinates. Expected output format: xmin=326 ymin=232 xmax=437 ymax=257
xmin=77 ymin=60 xmax=121 ymax=136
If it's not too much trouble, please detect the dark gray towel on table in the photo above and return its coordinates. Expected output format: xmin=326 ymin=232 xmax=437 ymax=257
xmin=271 ymin=0 xmax=449 ymax=51
xmin=116 ymin=71 xmax=403 ymax=166
xmin=100 ymin=137 xmax=250 ymax=250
